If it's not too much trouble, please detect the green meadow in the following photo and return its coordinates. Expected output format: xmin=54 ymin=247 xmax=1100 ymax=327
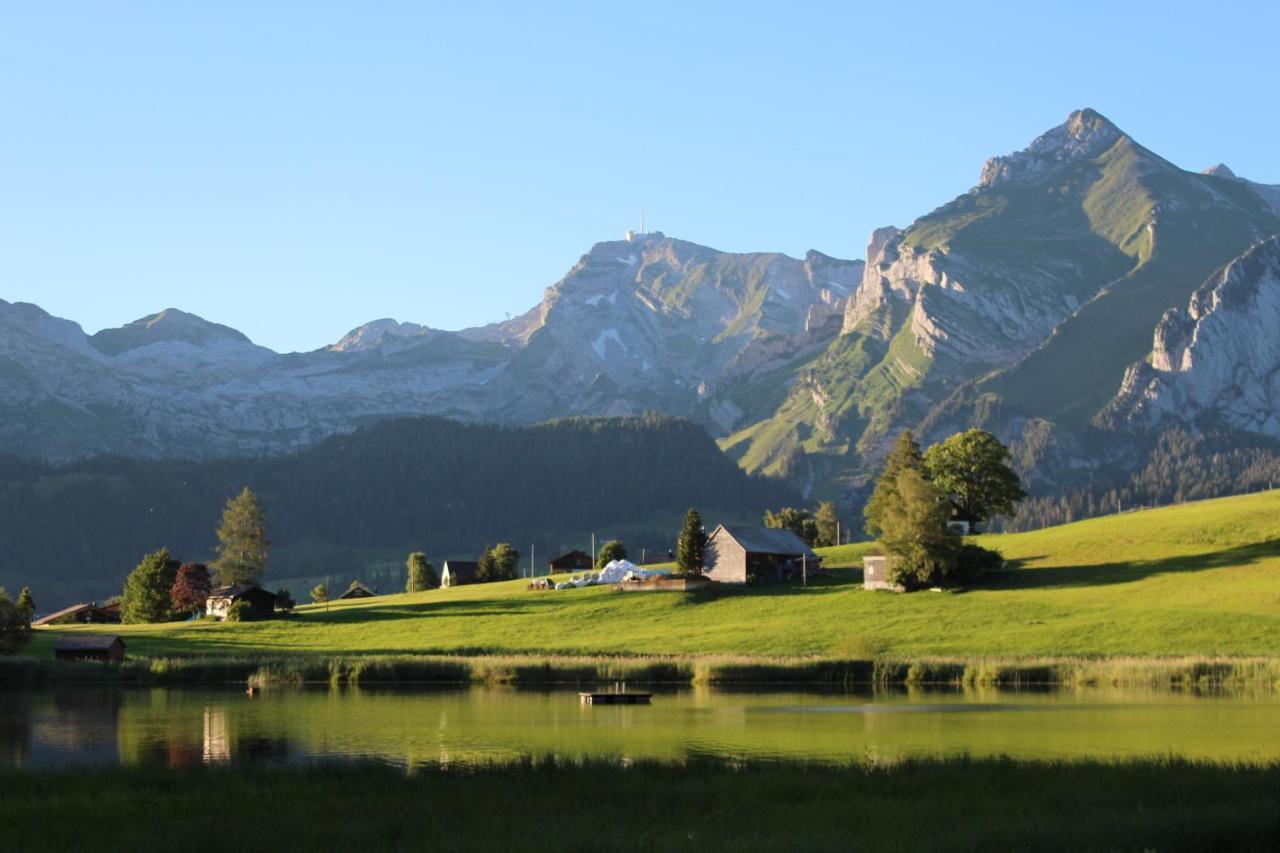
xmin=31 ymin=490 xmax=1280 ymax=661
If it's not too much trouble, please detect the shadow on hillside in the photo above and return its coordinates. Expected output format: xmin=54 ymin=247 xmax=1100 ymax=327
xmin=994 ymin=539 xmax=1280 ymax=590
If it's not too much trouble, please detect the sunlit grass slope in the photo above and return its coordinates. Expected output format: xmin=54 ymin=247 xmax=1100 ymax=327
xmin=35 ymin=491 xmax=1280 ymax=659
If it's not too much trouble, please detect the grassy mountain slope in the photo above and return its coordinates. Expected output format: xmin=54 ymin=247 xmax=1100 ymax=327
xmin=37 ymin=489 xmax=1280 ymax=659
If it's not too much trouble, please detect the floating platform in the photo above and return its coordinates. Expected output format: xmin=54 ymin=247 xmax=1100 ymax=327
xmin=579 ymin=691 xmax=653 ymax=705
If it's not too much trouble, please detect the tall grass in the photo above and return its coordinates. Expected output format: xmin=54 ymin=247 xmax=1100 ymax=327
xmin=3 ymin=757 xmax=1278 ymax=852
xmin=8 ymin=652 xmax=1280 ymax=689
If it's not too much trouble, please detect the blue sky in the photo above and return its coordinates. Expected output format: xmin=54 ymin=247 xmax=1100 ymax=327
xmin=2 ymin=1 xmax=1278 ymax=352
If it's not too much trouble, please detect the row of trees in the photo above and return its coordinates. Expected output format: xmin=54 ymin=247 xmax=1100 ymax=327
xmin=865 ymin=429 xmax=1024 ymax=589
xmin=763 ymin=502 xmax=841 ymax=547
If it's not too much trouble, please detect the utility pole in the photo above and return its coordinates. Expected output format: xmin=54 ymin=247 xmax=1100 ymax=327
xmin=802 ymin=554 xmax=807 ymax=588
xmin=591 ymin=533 xmax=596 ymax=567
xmin=531 ymin=543 xmax=536 ymax=580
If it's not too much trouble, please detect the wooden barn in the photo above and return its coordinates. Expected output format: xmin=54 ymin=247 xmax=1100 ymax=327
xmin=703 ymin=526 xmax=820 ymax=584
xmin=32 ymin=602 xmax=121 ymax=627
xmin=548 ymin=549 xmax=593 ymax=573
xmin=338 ymin=581 xmax=376 ymax=600
xmin=53 ymin=635 xmax=126 ymax=663
xmin=440 ymin=560 xmax=479 ymax=588
xmin=205 ymin=585 xmax=277 ymax=620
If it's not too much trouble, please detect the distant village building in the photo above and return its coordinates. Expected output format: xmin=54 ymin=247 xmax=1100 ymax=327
xmin=338 ymin=582 xmax=376 ymax=600
xmin=440 ymin=560 xmax=479 ymax=588
xmin=32 ymin=602 xmax=121 ymax=627
xmin=53 ymin=635 xmax=126 ymax=663
xmin=862 ymin=555 xmax=904 ymax=592
xmin=703 ymin=526 xmax=820 ymax=584
xmin=205 ymin=586 xmax=277 ymax=620
xmin=548 ymin=549 xmax=594 ymax=573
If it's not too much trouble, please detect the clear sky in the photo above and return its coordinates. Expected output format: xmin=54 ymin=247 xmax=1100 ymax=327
xmin=2 ymin=1 xmax=1277 ymax=352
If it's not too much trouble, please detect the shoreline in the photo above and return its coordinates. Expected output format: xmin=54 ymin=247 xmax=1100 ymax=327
xmin=4 ymin=652 xmax=1278 ymax=689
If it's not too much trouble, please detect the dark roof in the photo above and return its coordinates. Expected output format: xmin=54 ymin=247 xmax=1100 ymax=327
xmin=53 ymin=635 xmax=125 ymax=651
xmin=714 ymin=525 xmax=819 ymax=558
xmin=442 ymin=560 xmax=479 ymax=581
xmin=208 ymin=585 xmax=277 ymax=602
xmin=338 ymin=582 xmax=376 ymax=599
xmin=32 ymin=603 xmax=104 ymax=627
xmin=549 ymin=549 xmax=592 ymax=565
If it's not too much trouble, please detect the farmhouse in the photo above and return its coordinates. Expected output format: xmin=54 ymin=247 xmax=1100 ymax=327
xmin=53 ymin=635 xmax=126 ymax=663
xmin=338 ymin=582 xmax=376 ymax=600
xmin=703 ymin=525 xmax=819 ymax=584
xmin=548 ymin=549 xmax=593 ymax=573
xmin=32 ymin=602 xmax=121 ymax=627
xmin=205 ymin=585 xmax=277 ymax=620
xmin=441 ymin=560 xmax=479 ymax=588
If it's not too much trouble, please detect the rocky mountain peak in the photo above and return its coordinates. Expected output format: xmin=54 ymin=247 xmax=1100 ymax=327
xmin=328 ymin=318 xmax=431 ymax=353
xmin=1204 ymin=163 xmax=1238 ymax=179
xmin=978 ymin=107 xmax=1124 ymax=188
xmin=88 ymin=308 xmax=252 ymax=356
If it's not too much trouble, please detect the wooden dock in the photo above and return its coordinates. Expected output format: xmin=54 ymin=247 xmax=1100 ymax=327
xmin=579 ymin=691 xmax=653 ymax=705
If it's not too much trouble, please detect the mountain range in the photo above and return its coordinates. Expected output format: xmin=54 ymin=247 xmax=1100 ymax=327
xmin=4 ymin=108 xmax=1280 ymax=505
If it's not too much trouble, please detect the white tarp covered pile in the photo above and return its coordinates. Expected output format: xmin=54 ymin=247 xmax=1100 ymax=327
xmin=598 ymin=559 xmax=668 ymax=584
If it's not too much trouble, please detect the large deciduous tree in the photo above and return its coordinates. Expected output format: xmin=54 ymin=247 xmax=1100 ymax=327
xmin=405 ymin=552 xmax=437 ymax=592
xmin=923 ymin=429 xmax=1026 ymax=526
xmin=121 ymin=548 xmax=181 ymax=624
xmin=596 ymin=540 xmax=627 ymax=570
xmin=864 ymin=430 xmax=924 ymax=538
xmin=211 ymin=487 xmax=270 ymax=587
xmin=676 ymin=508 xmax=707 ymax=575
xmin=763 ymin=507 xmax=818 ymax=546
xmin=15 ymin=587 xmax=35 ymax=628
xmin=879 ymin=468 xmax=959 ymax=589
xmin=170 ymin=562 xmax=212 ymax=616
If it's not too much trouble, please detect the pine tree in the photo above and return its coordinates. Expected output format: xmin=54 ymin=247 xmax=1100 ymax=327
xmin=676 ymin=507 xmax=707 ymax=575
xmin=864 ymin=430 xmax=924 ymax=537
xmin=211 ymin=487 xmax=270 ymax=587
xmin=814 ymin=501 xmax=839 ymax=547
xmin=121 ymin=548 xmax=181 ymax=624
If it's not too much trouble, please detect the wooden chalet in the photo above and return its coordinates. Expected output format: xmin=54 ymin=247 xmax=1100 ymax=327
xmin=31 ymin=602 xmax=121 ymax=627
xmin=548 ymin=549 xmax=594 ymax=573
xmin=53 ymin=635 xmax=126 ymax=663
xmin=338 ymin=582 xmax=376 ymax=600
xmin=440 ymin=560 xmax=479 ymax=588
xmin=703 ymin=525 xmax=820 ymax=584
xmin=205 ymin=585 xmax=277 ymax=620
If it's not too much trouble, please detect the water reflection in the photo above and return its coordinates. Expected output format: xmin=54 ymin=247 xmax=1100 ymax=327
xmin=1 ymin=684 xmax=1278 ymax=771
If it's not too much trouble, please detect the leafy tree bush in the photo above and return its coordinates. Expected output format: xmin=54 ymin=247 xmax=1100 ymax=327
xmin=880 ymin=468 xmax=959 ymax=590
xmin=0 ymin=587 xmax=30 ymax=652
xmin=310 ymin=583 xmax=328 ymax=604
xmin=276 ymin=588 xmax=296 ymax=613
xmin=484 ymin=544 xmax=520 ymax=581
xmin=596 ymin=540 xmax=627 ymax=569
xmin=15 ymin=587 xmax=35 ymax=628
xmin=121 ymin=548 xmax=181 ymax=624
xmin=225 ymin=600 xmax=254 ymax=622
xmin=405 ymin=552 xmax=437 ymax=592
xmin=676 ymin=508 xmax=707 ymax=575
xmin=953 ymin=544 xmax=1005 ymax=584
xmin=170 ymin=563 xmax=212 ymax=616
xmin=923 ymin=430 xmax=1026 ymax=527
xmin=211 ymin=487 xmax=270 ymax=587
xmin=864 ymin=430 xmax=923 ymax=538
xmin=763 ymin=508 xmax=818 ymax=546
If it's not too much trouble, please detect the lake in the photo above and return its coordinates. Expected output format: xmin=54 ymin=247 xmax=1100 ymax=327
xmin=3 ymin=685 xmax=1278 ymax=770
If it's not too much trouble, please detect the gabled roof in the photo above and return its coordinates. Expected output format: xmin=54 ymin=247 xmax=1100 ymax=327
xmin=441 ymin=560 xmax=479 ymax=581
xmin=208 ymin=585 xmax=276 ymax=602
xmin=549 ymin=549 xmax=592 ymax=564
xmin=53 ymin=635 xmax=125 ymax=651
xmin=712 ymin=525 xmax=819 ymax=558
xmin=32 ymin=603 xmax=106 ymax=627
xmin=338 ymin=582 xmax=376 ymax=599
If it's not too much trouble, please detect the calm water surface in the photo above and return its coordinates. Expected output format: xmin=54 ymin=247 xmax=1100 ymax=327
xmin=3 ymin=685 xmax=1278 ymax=769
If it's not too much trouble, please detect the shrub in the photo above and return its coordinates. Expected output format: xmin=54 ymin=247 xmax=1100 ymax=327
xmin=225 ymin=600 xmax=256 ymax=622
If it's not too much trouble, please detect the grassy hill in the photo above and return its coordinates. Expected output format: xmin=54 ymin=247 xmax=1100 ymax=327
xmin=31 ymin=490 xmax=1280 ymax=661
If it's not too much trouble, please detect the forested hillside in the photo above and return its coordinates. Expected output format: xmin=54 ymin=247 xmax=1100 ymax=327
xmin=0 ymin=415 xmax=797 ymax=607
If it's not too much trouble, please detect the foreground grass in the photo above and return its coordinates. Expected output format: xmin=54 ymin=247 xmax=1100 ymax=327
xmin=2 ymin=758 xmax=1277 ymax=852
xmin=33 ymin=490 xmax=1280 ymax=660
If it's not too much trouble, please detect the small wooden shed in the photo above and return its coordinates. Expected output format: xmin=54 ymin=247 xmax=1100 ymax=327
xmin=548 ymin=549 xmax=593 ymax=573
xmin=862 ymin=555 xmax=904 ymax=592
xmin=441 ymin=560 xmax=479 ymax=588
xmin=54 ymin=635 xmax=126 ymax=663
xmin=703 ymin=526 xmax=819 ymax=584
